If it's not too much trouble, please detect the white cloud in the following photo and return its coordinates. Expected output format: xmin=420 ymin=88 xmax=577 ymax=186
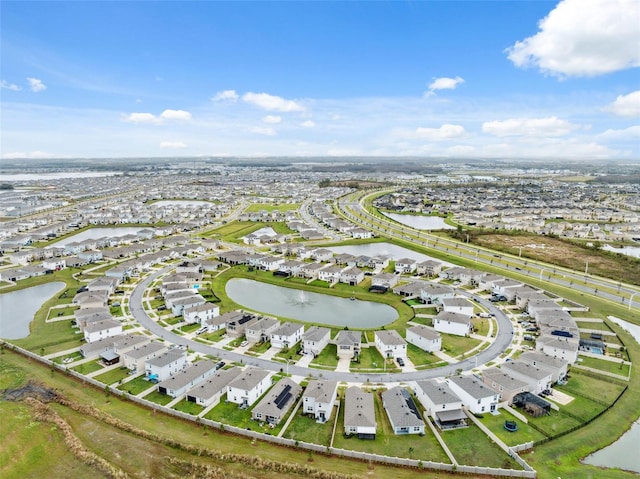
xmin=427 ymin=76 xmax=465 ymax=93
xmin=212 ymin=89 xmax=239 ymax=102
xmin=242 ymin=92 xmax=305 ymax=112
xmin=160 ymin=141 xmax=187 ymax=149
xmin=248 ymin=126 xmax=276 ymax=136
xmin=394 ymin=124 xmax=466 ymax=140
xmin=27 ymin=77 xmax=47 ymax=92
xmin=1 ymin=80 xmax=22 ymax=91
xmin=506 ymin=0 xmax=640 ymax=77
xmin=482 ymin=117 xmax=581 ymax=137
xmin=263 ymin=115 xmax=282 ymax=124
xmin=2 ymin=150 xmax=57 ymax=159
xmin=121 ymin=109 xmax=192 ymax=124
xmin=597 ymin=125 xmax=640 ymax=141
xmin=160 ymin=109 xmax=192 ymax=121
xmin=121 ymin=112 xmax=163 ymax=124
xmin=604 ymin=91 xmax=640 ymax=118
xmin=301 ymin=120 xmax=315 ymax=128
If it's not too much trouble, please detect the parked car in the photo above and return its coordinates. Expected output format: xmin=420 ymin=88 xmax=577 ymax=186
xmin=396 ymin=357 xmax=405 ymax=367
xmin=215 ymin=361 xmax=226 ymax=370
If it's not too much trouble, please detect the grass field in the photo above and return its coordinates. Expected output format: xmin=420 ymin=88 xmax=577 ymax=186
xmin=479 ymin=409 xmax=547 ymax=445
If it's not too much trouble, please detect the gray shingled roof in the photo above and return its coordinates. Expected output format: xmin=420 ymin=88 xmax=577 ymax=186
xmin=146 ymin=349 xmax=185 ymax=367
xmin=303 ymin=379 xmax=338 ymax=403
xmin=415 ymin=379 xmax=460 ymax=405
xmin=156 ymin=360 xmax=217 ymax=390
xmin=303 ymin=326 xmax=330 ymax=342
xmin=187 ymin=367 xmax=243 ymax=400
xmin=381 ymin=386 xmax=424 ymax=429
xmin=252 ymin=377 xmax=302 ymax=421
xmin=227 ymin=367 xmax=271 ymax=391
xmin=344 ymin=386 xmax=376 ymax=428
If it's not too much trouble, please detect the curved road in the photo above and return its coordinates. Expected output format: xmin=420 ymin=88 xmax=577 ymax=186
xmin=337 ymin=191 xmax=640 ymax=312
xmin=130 ymin=266 xmax=514 ymax=383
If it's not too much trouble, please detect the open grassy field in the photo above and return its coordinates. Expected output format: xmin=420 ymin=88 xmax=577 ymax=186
xmin=466 ymin=232 xmax=640 ymax=286
xmin=244 ymin=202 xmax=301 ymax=212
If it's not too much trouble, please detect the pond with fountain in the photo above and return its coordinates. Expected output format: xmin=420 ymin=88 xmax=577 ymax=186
xmin=225 ymin=278 xmax=398 ymax=328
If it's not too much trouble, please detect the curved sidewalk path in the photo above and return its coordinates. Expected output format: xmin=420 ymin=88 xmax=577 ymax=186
xmin=130 ymin=266 xmax=515 ymax=384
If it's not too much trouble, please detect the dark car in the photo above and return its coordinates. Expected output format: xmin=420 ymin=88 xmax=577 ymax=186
xmin=215 ymin=361 xmax=226 ymax=370
xmin=396 ymin=357 xmax=405 ymax=367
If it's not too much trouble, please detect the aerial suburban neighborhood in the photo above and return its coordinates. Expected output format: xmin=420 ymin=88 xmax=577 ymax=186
xmin=1 ymin=157 xmax=638 ymax=479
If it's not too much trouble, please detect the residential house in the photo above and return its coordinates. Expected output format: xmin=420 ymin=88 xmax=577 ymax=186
xmin=482 ymin=368 xmax=529 ymax=405
xmin=245 ymin=317 xmax=280 ymax=344
xmin=433 ymin=311 xmax=472 ymax=337
xmin=123 ymin=341 xmax=167 ymax=373
xmin=226 ymin=313 xmax=260 ymax=339
xmin=301 ymin=326 xmax=331 ymax=356
xmin=339 ymin=266 xmax=365 ymax=286
xmin=83 ymin=319 xmax=123 ymax=343
xmin=145 ymin=349 xmax=188 ymax=382
xmin=335 ymin=330 xmax=362 ymax=360
xmin=251 ymin=377 xmax=302 ymax=425
xmin=371 ymin=272 xmax=398 ymax=291
xmin=270 ymin=322 xmax=304 ymax=350
xmin=343 ymin=386 xmax=376 ymax=439
xmin=447 ymin=376 xmax=499 ymax=414
xmin=183 ymin=302 xmax=220 ymax=324
xmin=394 ymin=258 xmax=417 ymax=274
xmin=302 ymin=379 xmax=338 ymax=423
xmin=317 ymin=264 xmax=343 ymax=284
xmin=381 ymin=386 xmax=425 ymax=435
xmin=416 ymin=260 xmax=442 ymax=277
xmin=441 ymin=297 xmax=475 ymax=316
xmin=374 ymin=330 xmax=407 ymax=360
xmin=519 ymin=351 xmax=569 ymax=383
xmin=298 ymin=262 xmax=325 ymax=279
xmin=170 ymin=294 xmax=206 ymax=317
xmin=112 ymin=334 xmax=150 ymax=355
xmin=536 ymin=336 xmax=579 ymax=364
xmin=414 ymin=379 xmax=466 ymax=430
xmin=185 ymin=366 xmax=243 ymax=408
xmin=500 ymin=361 xmax=553 ymax=395
xmin=350 ymin=227 xmax=373 ymax=239
xmin=419 ymin=283 xmax=455 ymax=304
xmin=226 ymin=367 xmax=272 ymax=407
xmin=156 ymin=359 xmax=218 ymax=397
xmin=406 ymin=325 xmax=441 ymax=352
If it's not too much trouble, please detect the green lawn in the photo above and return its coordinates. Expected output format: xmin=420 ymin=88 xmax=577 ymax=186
xmin=471 ymin=317 xmax=490 ymax=336
xmin=406 ymin=343 xmax=447 ymax=369
xmin=244 ymin=203 xmax=301 ymax=213
xmin=528 ymin=409 xmax=582 ymax=437
xmin=70 ymin=360 xmax=104 ymax=375
xmin=274 ymin=345 xmax=303 ymax=362
xmin=331 ymin=391 xmax=450 ymax=463
xmin=93 ymin=366 xmax=131 ymax=385
xmin=283 ymin=407 xmax=335 ymax=445
xmin=556 ymin=370 xmax=626 ymax=404
xmin=248 ymin=341 xmax=272 ymax=355
xmin=410 ymin=316 xmax=433 ymax=327
xmin=575 ymin=320 xmax=610 ymax=331
xmin=117 ymin=375 xmax=156 ymax=395
xmin=143 ymin=390 xmax=174 ymax=406
xmin=204 ymin=392 xmax=288 ymax=436
xmin=350 ymin=347 xmax=400 ymax=373
xmin=440 ymin=334 xmax=482 ymax=358
xmin=576 ymin=356 xmax=630 ymax=377
xmin=479 ymin=410 xmax=548 ymax=446
xmin=200 ymin=328 xmax=227 ymax=342
xmin=440 ymin=421 xmax=522 ymax=469
xmin=172 ymin=399 xmax=204 ymax=416
xmin=51 ymin=351 xmax=83 ymax=364
xmin=310 ymin=344 xmax=339 ymax=368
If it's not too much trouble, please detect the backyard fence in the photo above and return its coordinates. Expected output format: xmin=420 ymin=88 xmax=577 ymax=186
xmin=4 ymin=342 xmax=536 ymax=478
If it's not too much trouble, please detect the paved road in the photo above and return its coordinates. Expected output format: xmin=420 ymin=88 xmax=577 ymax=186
xmin=336 ymin=191 xmax=640 ymax=312
xmin=130 ymin=266 xmax=514 ymax=383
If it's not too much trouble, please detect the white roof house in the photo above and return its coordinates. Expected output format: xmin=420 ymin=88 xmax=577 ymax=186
xmin=270 ymin=322 xmax=304 ymax=350
xmin=447 ymin=376 xmax=499 ymax=414
xmin=226 ymin=367 xmax=272 ymax=407
xmin=414 ymin=379 xmax=466 ymax=429
xmin=301 ymin=326 xmax=331 ymax=356
xmin=84 ymin=319 xmax=123 ymax=344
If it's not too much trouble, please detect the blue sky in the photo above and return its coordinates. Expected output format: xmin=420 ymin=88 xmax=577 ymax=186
xmin=1 ymin=0 xmax=639 ymax=160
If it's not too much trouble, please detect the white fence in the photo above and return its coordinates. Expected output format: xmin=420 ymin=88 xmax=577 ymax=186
xmin=4 ymin=342 xmax=536 ymax=478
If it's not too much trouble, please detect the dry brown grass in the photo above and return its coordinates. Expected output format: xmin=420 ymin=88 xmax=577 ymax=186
xmin=471 ymin=233 xmax=640 ymax=285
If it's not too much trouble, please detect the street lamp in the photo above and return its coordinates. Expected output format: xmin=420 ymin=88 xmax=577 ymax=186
xmin=539 ymin=268 xmax=546 ymax=281
xmin=631 ymin=292 xmax=639 ymax=311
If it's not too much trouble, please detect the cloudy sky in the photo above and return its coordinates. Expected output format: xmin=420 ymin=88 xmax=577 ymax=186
xmin=1 ymin=0 xmax=639 ymax=160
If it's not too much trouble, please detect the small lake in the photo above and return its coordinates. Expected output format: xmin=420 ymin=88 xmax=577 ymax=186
xmin=50 ymin=227 xmax=147 ymax=247
xmin=582 ymin=315 xmax=640 ymax=473
xmin=225 ymin=278 xmax=397 ymax=328
xmin=603 ymin=245 xmax=640 ymax=259
xmin=150 ymin=200 xmax=215 ymax=208
xmin=327 ymin=242 xmax=453 ymax=266
xmin=0 ymin=282 xmax=66 ymax=339
xmin=382 ymin=212 xmax=455 ymax=230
